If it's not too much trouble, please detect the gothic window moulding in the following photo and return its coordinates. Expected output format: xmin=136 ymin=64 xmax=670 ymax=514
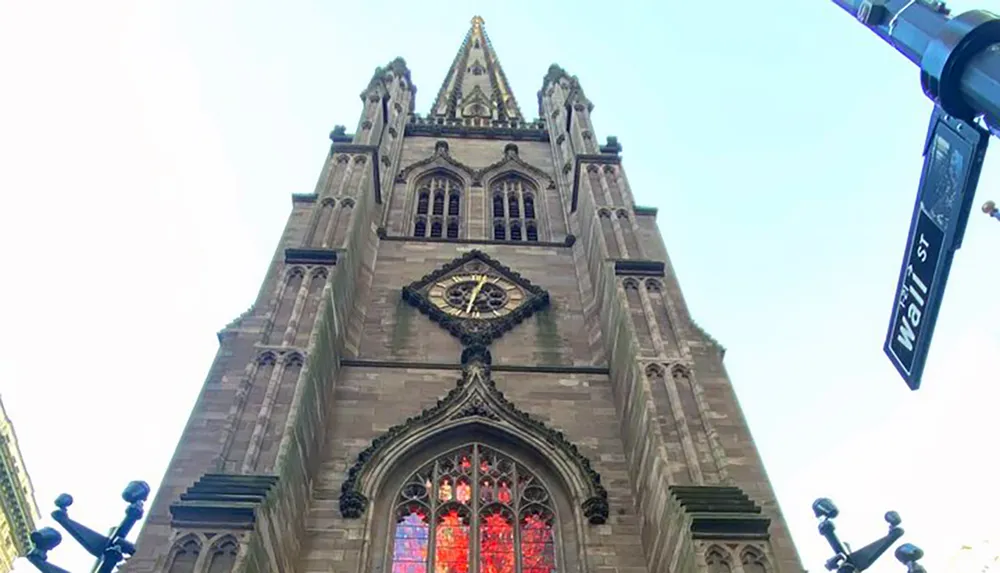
xmin=414 ymin=172 xmax=463 ymax=239
xmin=389 ymin=444 xmax=558 ymax=573
xmin=490 ymin=175 xmax=539 ymax=242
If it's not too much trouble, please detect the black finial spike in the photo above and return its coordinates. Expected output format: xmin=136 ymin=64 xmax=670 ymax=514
xmin=27 ymin=481 xmax=150 ymax=573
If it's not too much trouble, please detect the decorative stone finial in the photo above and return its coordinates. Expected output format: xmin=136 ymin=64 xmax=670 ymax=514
xmin=600 ymin=136 xmax=622 ymax=155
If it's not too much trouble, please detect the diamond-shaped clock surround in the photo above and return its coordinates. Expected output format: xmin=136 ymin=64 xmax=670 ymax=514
xmin=401 ymin=250 xmax=550 ymax=346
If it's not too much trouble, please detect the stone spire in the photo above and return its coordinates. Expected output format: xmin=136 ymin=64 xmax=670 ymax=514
xmin=430 ymin=16 xmax=523 ymax=121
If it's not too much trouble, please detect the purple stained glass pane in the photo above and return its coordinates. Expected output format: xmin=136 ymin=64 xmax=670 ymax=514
xmin=392 ymin=511 xmax=429 ymax=573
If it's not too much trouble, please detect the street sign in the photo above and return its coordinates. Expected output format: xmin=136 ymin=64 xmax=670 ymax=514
xmin=885 ymin=106 xmax=990 ymax=390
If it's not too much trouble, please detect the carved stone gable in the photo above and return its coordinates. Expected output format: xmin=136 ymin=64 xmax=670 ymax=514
xmin=339 ymin=346 xmax=608 ymax=524
xmin=401 ymin=249 xmax=550 ymax=346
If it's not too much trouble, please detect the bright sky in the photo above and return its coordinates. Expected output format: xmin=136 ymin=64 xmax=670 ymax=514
xmin=1 ymin=1 xmax=997 ymax=572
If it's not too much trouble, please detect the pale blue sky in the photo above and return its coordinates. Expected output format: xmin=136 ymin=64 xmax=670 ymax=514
xmin=1 ymin=1 xmax=998 ymax=572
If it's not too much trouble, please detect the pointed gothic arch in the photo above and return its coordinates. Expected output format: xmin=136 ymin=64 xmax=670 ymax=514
xmin=486 ymin=171 xmax=544 ymax=242
xmin=396 ymin=153 xmax=477 ymax=187
xmin=256 ymin=351 xmax=277 ymax=367
xmin=741 ymin=546 xmax=770 ymax=573
xmin=376 ymin=440 xmax=570 ymax=573
xmin=205 ymin=534 xmax=239 ymax=573
xmin=408 ymin=169 xmax=468 ymax=239
xmin=282 ymin=351 xmax=304 ymax=368
xmin=339 ymin=348 xmax=608 ymax=525
xmin=478 ymin=161 xmax=553 ymax=193
xmin=705 ymin=544 xmax=734 ymax=573
xmin=164 ymin=533 xmax=203 ymax=573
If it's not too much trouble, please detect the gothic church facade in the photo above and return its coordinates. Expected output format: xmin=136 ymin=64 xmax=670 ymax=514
xmin=122 ymin=17 xmax=803 ymax=573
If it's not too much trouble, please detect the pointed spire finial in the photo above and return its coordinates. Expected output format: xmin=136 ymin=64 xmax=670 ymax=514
xmin=430 ymin=17 xmax=522 ymax=120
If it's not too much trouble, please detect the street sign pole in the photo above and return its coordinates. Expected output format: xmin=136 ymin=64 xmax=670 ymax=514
xmin=829 ymin=1 xmax=1000 ymax=389
xmin=884 ymin=107 xmax=989 ymax=389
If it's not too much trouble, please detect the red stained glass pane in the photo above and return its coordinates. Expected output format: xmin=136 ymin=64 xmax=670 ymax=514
xmin=497 ymin=482 xmax=512 ymax=504
xmin=456 ymin=480 xmax=472 ymax=504
xmin=392 ymin=512 xmax=429 ymax=573
xmin=479 ymin=511 xmax=515 ymax=573
xmin=460 ymin=456 xmax=472 ymax=470
xmin=521 ymin=514 xmax=556 ymax=573
xmin=434 ymin=510 xmax=469 ymax=573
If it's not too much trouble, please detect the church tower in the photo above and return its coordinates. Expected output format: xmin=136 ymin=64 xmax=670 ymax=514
xmin=122 ymin=17 xmax=803 ymax=573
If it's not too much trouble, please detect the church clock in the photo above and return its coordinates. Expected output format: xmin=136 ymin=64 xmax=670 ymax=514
xmin=401 ymin=250 xmax=550 ymax=346
xmin=427 ymin=273 xmax=525 ymax=319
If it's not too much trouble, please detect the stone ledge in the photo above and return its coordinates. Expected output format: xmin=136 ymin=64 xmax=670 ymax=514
xmin=284 ymin=248 xmax=338 ymax=266
xmin=170 ymin=474 xmax=279 ymax=531
xmin=340 ymin=358 xmax=609 ymax=375
xmin=405 ymin=123 xmax=550 ymax=142
xmin=377 ymin=229 xmax=576 ymax=249
xmin=670 ymin=485 xmax=771 ymax=541
xmin=614 ymin=260 xmax=665 ymax=277
xmin=634 ymin=205 xmax=658 ymax=217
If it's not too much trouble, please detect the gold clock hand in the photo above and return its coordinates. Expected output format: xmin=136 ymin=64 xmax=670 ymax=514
xmin=465 ymin=277 xmax=487 ymax=314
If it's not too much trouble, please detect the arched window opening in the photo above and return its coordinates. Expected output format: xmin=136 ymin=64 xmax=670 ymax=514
xmin=389 ymin=445 xmax=558 ymax=573
xmin=494 ymin=221 xmax=506 ymax=241
xmin=166 ymin=536 xmax=201 ymax=573
xmin=741 ymin=548 xmax=768 ymax=573
xmin=526 ymin=223 xmax=538 ymax=242
xmin=413 ymin=173 xmax=464 ymax=241
xmin=417 ymin=191 xmax=430 ymax=216
xmin=493 ymin=194 xmax=505 ymax=218
xmin=489 ymin=176 xmax=541 ymax=242
xmin=207 ymin=537 xmax=239 ymax=573
xmin=510 ymin=222 xmax=522 ymax=241
xmin=508 ymin=195 xmax=520 ymax=218
xmin=706 ymin=546 xmax=733 ymax=573
xmin=433 ymin=192 xmax=445 ymax=216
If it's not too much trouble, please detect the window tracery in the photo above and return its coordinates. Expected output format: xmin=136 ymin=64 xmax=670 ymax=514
xmin=390 ymin=444 xmax=557 ymax=573
xmin=206 ymin=536 xmax=239 ymax=573
xmin=741 ymin=547 xmax=768 ymax=573
xmin=414 ymin=173 xmax=464 ymax=239
xmin=705 ymin=545 xmax=733 ymax=573
xmin=490 ymin=176 xmax=539 ymax=242
xmin=166 ymin=535 xmax=201 ymax=573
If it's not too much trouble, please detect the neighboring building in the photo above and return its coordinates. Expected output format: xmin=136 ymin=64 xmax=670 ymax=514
xmin=121 ymin=17 xmax=804 ymax=573
xmin=0 ymin=397 xmax=40 ymax=573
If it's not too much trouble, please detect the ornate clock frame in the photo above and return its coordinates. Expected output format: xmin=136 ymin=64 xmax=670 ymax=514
xmin=401 ymin=250 xmax=550 ymax=347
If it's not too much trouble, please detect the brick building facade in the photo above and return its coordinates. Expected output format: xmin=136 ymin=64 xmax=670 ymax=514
xmin=121 ymin=17 xmax=804 ymax=573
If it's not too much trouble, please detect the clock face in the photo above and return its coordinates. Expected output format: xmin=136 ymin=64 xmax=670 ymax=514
xmin=427 ymin=274 xmax=525 ymax=319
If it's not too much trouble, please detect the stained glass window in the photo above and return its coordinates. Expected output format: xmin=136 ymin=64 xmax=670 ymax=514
xmin=390 ymin=444 xmax=558 ymax=573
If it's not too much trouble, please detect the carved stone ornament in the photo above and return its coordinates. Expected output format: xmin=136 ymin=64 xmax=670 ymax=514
xmin=401 ymin=250 xmax=550 ymax=346
xmin=338 ymin=346 xmax=609 ymax=524
xmin=395 ymin=144 xmax=554 ymax=191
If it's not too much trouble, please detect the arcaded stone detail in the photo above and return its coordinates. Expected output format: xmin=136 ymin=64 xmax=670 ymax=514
xmin=165 ymin=534 xmax=201 ymax=573
xmin=705 ymin=545 xmax=733 ymax=573
xmin=205 ymin=535 xmax=238 ymax=573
